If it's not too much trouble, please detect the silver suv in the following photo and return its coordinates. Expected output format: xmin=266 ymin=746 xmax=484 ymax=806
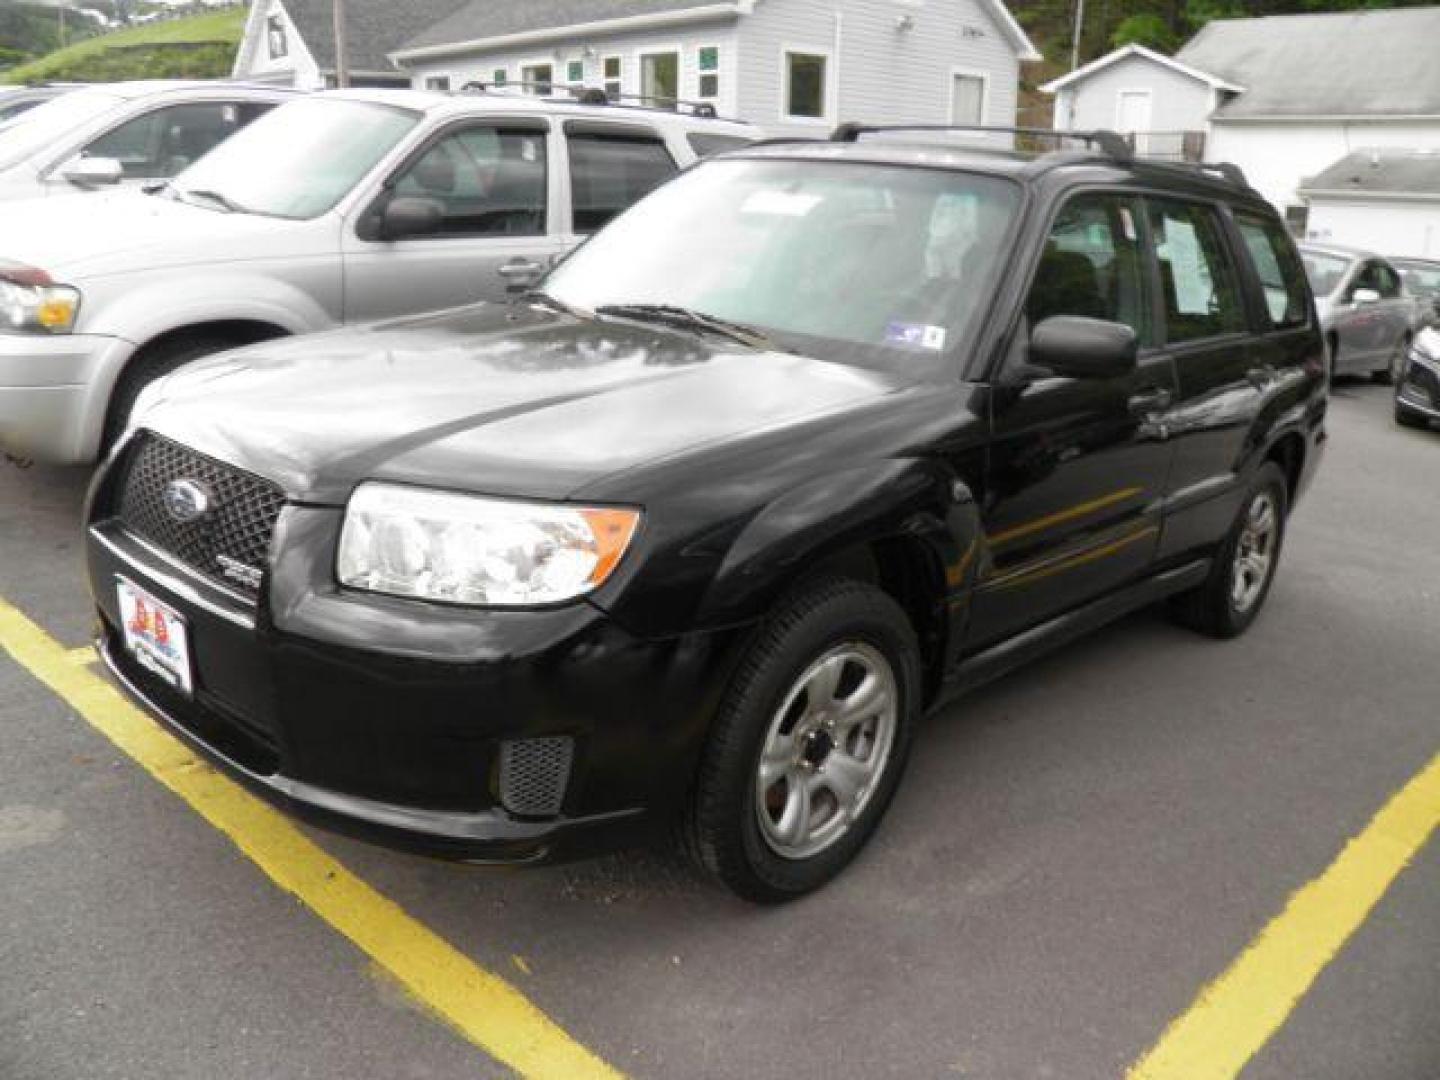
xmin=0 ymin=81 xmax=296 ymax=199
xmin=0 ymin=89 xmax=757 ymax=465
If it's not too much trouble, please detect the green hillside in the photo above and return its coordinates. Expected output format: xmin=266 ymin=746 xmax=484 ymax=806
xmin=2 ymin=7 xmax=245 ymax=85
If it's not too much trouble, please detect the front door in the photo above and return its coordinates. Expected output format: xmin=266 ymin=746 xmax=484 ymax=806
xmin=1116 ymin=90 xmax=1152 ymax=155
xmin=966 ymin=191 xmax=1176 ymax=650
xmin=341 ymin=119 xmax=567 ymax=322
xmin=641 ymin=52 xmax=680 ymax=106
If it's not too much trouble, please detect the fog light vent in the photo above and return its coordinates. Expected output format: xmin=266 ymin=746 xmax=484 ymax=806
xmin=498 ymin=736 xmax=574 ymax=817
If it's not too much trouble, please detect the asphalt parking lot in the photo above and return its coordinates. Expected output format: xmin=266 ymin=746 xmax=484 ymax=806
xmin=2 ymin=379 xmax=1437 ymax=1080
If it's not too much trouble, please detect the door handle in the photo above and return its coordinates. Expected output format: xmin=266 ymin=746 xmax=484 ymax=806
xmin=1127 ymin=386 xmax=1173 ymax=415
xmin=1246 ymin=364 xmax=1276 ymax=389
xmin=498 ymin=260 xmax=545 ymax=278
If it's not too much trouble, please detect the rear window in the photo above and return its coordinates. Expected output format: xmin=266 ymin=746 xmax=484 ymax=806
xmin=687 ymin=132 xmax=753 ymax=158
xmin=1235 ymin=213 xmax=1310 ymax=328
xmin=1301 ymin=251 xmax=1350 ymax=297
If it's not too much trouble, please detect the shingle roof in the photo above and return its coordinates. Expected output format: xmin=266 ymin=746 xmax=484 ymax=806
xmin=281 ymin=0 xmax=472 ymax=73
xmin=399 ymin=0 xmax=730 ymax=55
xmin=1301 ymin=149 xmax=1440 ymax=198
xmin=1176 ymin=7 xmax=1440 ymax=119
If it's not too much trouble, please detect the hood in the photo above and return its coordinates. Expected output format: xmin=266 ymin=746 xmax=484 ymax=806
xmin=0 ymin=191 xmax=307 ymax=278
xmin=135 ymin=304 xmax=905 ymax=505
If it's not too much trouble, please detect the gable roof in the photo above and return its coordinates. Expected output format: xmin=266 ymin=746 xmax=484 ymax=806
xmin=1301 ymin=149 xmax=1440 ymax=199
xmin=1177 ymin=7 xmax=1440 ymax=120
xmin=278 ymin=0 xmax=472 ymax=75
xmin=1039 ymin=42 xmax=1242 ymax=95
xmin=393 ymin=0 xmax=1041 ymax=64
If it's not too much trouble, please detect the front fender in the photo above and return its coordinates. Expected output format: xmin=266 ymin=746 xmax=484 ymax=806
xmin=72 ymin=275 xmax=340 ymax=461
xmin=694 ymin=458 xmax=981 ymax=633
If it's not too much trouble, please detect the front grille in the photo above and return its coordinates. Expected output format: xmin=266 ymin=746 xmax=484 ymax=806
xmin=116 ymin=433 xmax=285 ymax=597
xmin=498 ymin=737 xmax=574 ymax=817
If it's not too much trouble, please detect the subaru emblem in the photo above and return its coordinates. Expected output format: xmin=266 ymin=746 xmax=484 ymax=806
xmin=163 ymin=479 xmax=212 ymax=524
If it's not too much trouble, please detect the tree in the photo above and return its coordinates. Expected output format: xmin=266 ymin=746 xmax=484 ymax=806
xmin=1111 ymin=11 xmax=1180 ymax=49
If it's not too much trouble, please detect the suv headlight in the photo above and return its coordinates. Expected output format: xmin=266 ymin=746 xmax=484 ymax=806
xmin=0 ymin=263 xmax=80 ymax=334
xmin=337 ymin=483 xmax=641 ymax=606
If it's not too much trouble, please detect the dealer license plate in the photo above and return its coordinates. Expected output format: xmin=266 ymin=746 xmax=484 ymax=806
xmin=116 ymin=577 xmax=193 ymax=696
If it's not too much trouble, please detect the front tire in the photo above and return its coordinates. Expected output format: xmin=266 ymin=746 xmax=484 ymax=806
xmin=684 ymin=577 xmax=920 ymax=903
xmin=1169 ymin=462 xmax=1289 ymax=639
xmin=101 ymin=333 xmax=239 ymax=455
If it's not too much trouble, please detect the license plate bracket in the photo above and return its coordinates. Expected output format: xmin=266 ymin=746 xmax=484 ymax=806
xmin=116 ymin=576 xmax=193 ymax=697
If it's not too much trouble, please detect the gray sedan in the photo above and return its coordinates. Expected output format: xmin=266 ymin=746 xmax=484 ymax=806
xmin=1300 ymin=243 xmax=1415 ymax=383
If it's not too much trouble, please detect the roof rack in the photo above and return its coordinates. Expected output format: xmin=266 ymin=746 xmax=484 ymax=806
xmin=458 ymin=80 xmax=723 ymax=119
xmin=829 ymin=122 xmax=1135 ymax=163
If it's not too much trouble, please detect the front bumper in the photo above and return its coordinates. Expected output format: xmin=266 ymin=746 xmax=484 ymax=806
xmin=0 ymin=332 xmax=129 ymax=464
xmin=86 ymin=516 xmax=745 ymax=864
xmin=1397 ymin=349 xmax=1440 ymax=422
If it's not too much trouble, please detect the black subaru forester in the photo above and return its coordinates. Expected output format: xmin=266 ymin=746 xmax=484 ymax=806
xmin=85 ymin=127 xmax=1326 ymax=902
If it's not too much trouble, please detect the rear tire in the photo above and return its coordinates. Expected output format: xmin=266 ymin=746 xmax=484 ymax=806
xmin=684 ymin=577 xmax=920 ymax=903
xmin=101 ymin=334 xmax=237 ymax=456
xmin=1395 ymin=400 xmax=1428 ymax=430
xmin=1169 ymin=462 xmax=1288 ymax=640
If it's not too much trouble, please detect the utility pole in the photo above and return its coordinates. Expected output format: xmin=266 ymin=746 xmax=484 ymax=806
xmin=331 ymin=0 xmax=349 ymax=88
xmin=1070 ymin=0 xmax=1085 ymax=70
xmin=58 ymin=1 xmax=67 ymax=49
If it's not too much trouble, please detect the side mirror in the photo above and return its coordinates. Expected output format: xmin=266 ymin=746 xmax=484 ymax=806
xmin=377 ymin=196 xmax=444 ymax=241
xmin=1351 ymin=287 xmax=1381 ymax=305
xmin=62 ymin=156 xmax=123 ymax=188
xmin=1029 ymin=316 xmax=1138 ymax=379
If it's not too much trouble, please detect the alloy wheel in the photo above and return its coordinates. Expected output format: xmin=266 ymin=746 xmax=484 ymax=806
xmin=754 ymin=643 xmax=898 ymax=860
xmin=1231 ymin=491 xmax=1279 ymax=614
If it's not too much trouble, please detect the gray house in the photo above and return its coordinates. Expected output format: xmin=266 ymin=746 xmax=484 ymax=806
xmin=1041 ymin=8 xmax=1440 ymax=216
xmin=1299 ymin=150 xmax=1440 ymax=260
xmin=389 ymin=0 xmax=1041 ymax=138
xmin=233 ymin=0 xmax=470 ymax=89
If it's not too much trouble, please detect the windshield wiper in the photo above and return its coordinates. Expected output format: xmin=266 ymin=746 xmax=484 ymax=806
xmin=594 ymin=303 xmax=779 ymax=352
xmin=525 ymin=290 xmax=593 ymax=321
xmin=174 ymin=187 xmax=248 ymax=214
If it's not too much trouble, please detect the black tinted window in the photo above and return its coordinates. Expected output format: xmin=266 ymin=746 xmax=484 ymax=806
xmin=1147 ymin=200 xmax=1246 ymax=343
xmin=85 ymin=102 xmax=265 ymax=178
xmin=687 ymin=132 xmax=752 ymax=158
xmin=1027 ymin=194 xmax=1153 ymax=345
xmin=390 ymin=125 xmax=547 ymax=238
xmin=567 ymin=131 xmax=676 ymax=233
xmin=1235 ymin=213 xmax=1309 ymax=329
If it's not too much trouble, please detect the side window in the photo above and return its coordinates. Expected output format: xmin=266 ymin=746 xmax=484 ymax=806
xmin=565 ymin=127 xmax=677 ymax=233
xmin=389 ymin=125 xmax=548 ymax=239
xmin=1347 ymin=261 xmax=1380 ymax=300
xmin=1026 ymin=193 xmax=1153 ymax=346
xmin=1147 ymin=200 xmax=1246 ymax=343
xmin=1235 ymin=213 xmax=1309 ymax=329
xmin=1375 ymin=263 xmax=1402 ymax=299
xmin=83 ymin=103 xmax=258 ymax=178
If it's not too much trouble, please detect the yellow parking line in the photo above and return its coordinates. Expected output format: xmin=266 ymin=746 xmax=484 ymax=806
xmin=0 ymin=598 xmax=623 ymax=1080
xmin=1128 ymin=751 xmax=1440 ymax=1080
xmin=65 ymin=645 xmax=96 ymax=666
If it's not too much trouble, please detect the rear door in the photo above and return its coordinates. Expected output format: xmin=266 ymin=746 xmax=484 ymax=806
xmin=341 ymin=118 xmax=567 ymax=321
xmin=967 ymin=190 xmax=1175 ymax=649
xmin=1144 ymin=196 xmax=1262 ymax=562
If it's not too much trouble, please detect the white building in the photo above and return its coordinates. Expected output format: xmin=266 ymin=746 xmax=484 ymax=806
xmin=233 ymin=0 xmax=470 ymax=90
xmin=1299 ymin=150 xmax=1440 ymax=259
xmin=389 ymin=0 xmax=1040 ymax=138
xmin=1041 ymin=8 xmax=1440 ymax=222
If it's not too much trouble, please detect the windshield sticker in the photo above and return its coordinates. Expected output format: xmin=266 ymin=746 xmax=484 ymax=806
xmin=885 ymin=322 xmax=948 ymax=350
xmin=741 ymin=190 xmax=823 ymax=217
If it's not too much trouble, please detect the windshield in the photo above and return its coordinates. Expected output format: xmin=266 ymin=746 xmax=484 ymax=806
xmin=0 ymin=88 xmax=123 ymax=169
xmin=1301 ymin=250 xmax=1351 ymax=297
xmin=1395 ymin=261 xmax=1440 ymax=298
xmin=545 ymin=158 xmax=1021 ymax=372
xmin=169 ymin=97 xmax=420 ymax=219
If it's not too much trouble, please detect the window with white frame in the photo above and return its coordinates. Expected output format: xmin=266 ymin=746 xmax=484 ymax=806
xmin=266 ymin=15 xmax=287 ymax=59
xmin=425 ymin=75 xmax=451 ymax=93
xmin=520 ymin=63 xmax=553 ymax=95
xmin=697 ymin=46 xmax=720 ymax=99
xmin=950 ymin=73 xmax=985 ymax=125
xmin=602 ymin=56 xmax=622 ymax=99
xmin=566 ymin=59 xmax=585 ymax=85
xmin=784 ymin=51 xmax=827 ymax=120
xmin=491 ymin=68 xmax=507 ymax=87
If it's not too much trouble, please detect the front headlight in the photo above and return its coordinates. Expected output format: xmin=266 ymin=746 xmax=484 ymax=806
xmin=0 ymin=263 xmax=80 ymax=334
xmin=337 ymin=483 xmax=641 ymax=606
